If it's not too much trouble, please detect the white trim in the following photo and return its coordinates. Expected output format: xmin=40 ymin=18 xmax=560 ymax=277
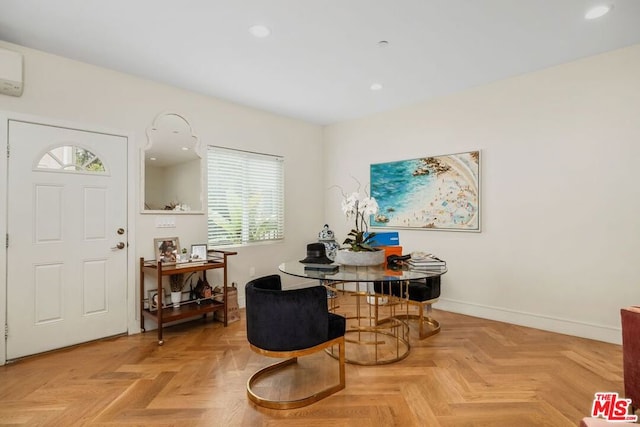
xmin=435 ymin=298 xmax=622 ymax=345
xmin=126 ymin=120 xmax=139 ymax=336
xmin=0 ymin=115 xmax=8 ymax=365
xmin=0 ymin=110 xmax=137 ymax=365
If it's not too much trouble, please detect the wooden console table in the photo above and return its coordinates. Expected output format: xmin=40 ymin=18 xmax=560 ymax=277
xmin=140 ymin=249 xmax=237 ymax=345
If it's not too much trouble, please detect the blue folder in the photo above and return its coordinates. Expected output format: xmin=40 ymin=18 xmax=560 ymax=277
xmin=364 ymin=231 xmax=399 ymax=247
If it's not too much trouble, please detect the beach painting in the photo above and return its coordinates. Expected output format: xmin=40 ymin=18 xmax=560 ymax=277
xmin=370 ymin=151 xmax=480 ymax=231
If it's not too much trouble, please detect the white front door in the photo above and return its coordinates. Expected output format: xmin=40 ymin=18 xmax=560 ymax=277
xmin=6 ymin=120 xmax=128 ymax=360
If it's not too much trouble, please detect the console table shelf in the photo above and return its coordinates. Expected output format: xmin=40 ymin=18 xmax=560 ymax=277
xmin=139 ymin=249 xmax=237 ymax=345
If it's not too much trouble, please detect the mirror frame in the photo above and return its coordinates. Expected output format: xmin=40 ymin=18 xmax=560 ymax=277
xmin=141 ymin=112 xmax=205 ymax=214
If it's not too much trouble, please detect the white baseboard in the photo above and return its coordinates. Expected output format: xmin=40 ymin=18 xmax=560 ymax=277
xmin=435 ymin=298 xmax=622 ymax=345
xmin=236 ymin=289 xmax=622 ymax=345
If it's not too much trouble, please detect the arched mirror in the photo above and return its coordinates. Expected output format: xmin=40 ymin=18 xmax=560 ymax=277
xmin=142 ymin=112 xmax=203 ymax=213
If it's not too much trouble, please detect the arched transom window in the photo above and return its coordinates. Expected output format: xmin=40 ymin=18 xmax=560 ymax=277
xmin=36 ymin=145 xmax=106 ymax=173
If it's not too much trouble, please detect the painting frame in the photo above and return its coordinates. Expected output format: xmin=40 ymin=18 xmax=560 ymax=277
xmin=154 ymin=237 xmax=180 ymax=263
xmin=190 ymin=244 xmax=208 ymax=261
xmin=147 ymin=289 xmax=168 ymax=311
xmin=370 ymin=150 xmax=480 ymax=232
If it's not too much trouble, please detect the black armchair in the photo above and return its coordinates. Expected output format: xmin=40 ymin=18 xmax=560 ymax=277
xmin=245 ymin=274 xmax=346 ymax=409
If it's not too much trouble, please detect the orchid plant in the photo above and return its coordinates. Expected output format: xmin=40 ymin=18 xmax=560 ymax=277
xmin=338 ymin=182 xmax=379 ymax=252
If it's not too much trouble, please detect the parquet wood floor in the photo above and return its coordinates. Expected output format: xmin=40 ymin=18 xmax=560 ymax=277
xmin=0 ymin=294 xmax=624 ymax=426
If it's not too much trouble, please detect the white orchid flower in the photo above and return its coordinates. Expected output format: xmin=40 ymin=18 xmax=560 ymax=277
xmin=335 ymin=182 xmax=379 ymax=252
xmin=359 ymin=197 xmax=379 ymax=216
xmin=341 ymin=192 xmax=359 ymax=217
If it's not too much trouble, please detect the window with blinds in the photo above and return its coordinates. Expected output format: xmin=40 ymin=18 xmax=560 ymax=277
xmin=207 ymin=146 xmax=284 ymax=246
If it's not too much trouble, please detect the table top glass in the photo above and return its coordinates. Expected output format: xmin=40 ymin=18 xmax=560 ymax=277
xmin=278 ymin=261 xmax=446 ymax=282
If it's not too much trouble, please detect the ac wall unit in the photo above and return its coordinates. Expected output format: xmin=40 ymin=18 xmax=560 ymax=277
xmin=0 ymin=48 xmax=24 ymax=97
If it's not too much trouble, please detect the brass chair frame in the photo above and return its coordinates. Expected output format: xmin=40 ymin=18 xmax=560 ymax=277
xmin=247 ymin=335 xmax=346 ymax=410
xmin=374 ymin=279 xmax=441 ymax=340
xmin=398 ymin=297 xmax=440 ymax=339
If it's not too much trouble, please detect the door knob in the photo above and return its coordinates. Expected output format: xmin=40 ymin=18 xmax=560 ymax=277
xmin=111 ymin=242 xmax=126 ymax=250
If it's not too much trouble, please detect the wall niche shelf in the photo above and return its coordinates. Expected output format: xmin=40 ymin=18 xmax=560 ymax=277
xmin=142 ymin=112 xmax=204 ymax=214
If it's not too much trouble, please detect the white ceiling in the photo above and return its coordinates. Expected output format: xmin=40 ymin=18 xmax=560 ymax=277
xmin=1 ymin=0 xmax=639 ymax=125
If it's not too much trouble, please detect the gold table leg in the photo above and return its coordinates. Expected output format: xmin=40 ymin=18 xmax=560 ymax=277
xmin=326 ymin=281 xmax=410 ymax=365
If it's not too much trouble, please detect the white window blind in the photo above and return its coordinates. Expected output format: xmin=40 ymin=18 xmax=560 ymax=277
xmin=208 ymin=146 xmax=284 ymax=246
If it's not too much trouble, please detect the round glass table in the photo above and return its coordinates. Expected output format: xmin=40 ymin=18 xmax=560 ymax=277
xmin=278 ymin=261 xmax=443 ymax=282
xmin=279 ymin=261 xmax=446 ymax=365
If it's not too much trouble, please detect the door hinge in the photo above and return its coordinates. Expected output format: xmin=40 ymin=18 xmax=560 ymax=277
xmin=6 ymin=144 xmax=9 ymax=158
xmin=5 ymin=233 xmax=8 ymax=249
xmin=4 ymin=324 xmax=7 ymax=340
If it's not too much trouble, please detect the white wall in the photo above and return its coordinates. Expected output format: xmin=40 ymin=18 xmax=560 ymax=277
xmin=2 ymin=39 xmax=638 ymax=348
xmin=161 ymin=159 xmax=202 ymax=211
xmin=0 ymin=41 xmax=325 ymax=337
xmin=144 ymin=163 xmax=166 ymax=210
xmin=324 ymin=44 xmax=640 ymax=344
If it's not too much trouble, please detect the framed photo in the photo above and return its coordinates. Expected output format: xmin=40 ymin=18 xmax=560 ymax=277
xmin=154 ymin=237 xmax=180 ymax=263
xmin=191 ymin=244 xmax=208 ymax=260
xmin=370 ymin=150 xmax=480 ymax=232
xmin=147 ymin=289 xmax=168 ymax=311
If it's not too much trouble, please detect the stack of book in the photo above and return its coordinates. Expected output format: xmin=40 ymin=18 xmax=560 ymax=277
xmin=408 ymin=253 xmax=446 ymax=271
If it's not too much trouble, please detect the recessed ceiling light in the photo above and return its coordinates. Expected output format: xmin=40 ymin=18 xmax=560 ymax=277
xmin=370 ymin=83 xmax=383 ymax=91
xmin=181 ymin=147 xmax=189 ymax=151
xmin=249 ymin=24 xmax=271 ymax=38
xmin=585 ymin=5 xmax=612 ymax=20
xmin=149 ymin=157 xmax=157 ymax=161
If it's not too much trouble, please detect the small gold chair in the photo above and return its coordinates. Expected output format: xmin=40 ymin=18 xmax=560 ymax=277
xmin=374 ymin=276 xmax=441 ymax=339
xmin=245 ymin=275 xmax=346 ymax=409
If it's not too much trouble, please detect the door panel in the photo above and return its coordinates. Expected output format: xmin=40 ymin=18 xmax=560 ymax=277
xmin=6 ymin=120 xmax=128 ymax=360
xmin=83 ymin=259 xmax=108 ymax=314
xmin=35 ymin=185 xmax=64 ymax=242
xmin=84 ymin=187 xmax=108 ymax=240
xmin=34 ymin=263 xmax=63 ymax=323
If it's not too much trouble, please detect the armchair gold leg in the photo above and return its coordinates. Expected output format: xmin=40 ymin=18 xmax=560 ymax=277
xmin=247 ymin=336 xmax=345 ymax=410
xmin=393 ymin=298 xmax=440 ymax=339
xmin=417 ymin=299 xmax=440 ymax=339
xmin=400 ymin=313 xmax=440 ymax=339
